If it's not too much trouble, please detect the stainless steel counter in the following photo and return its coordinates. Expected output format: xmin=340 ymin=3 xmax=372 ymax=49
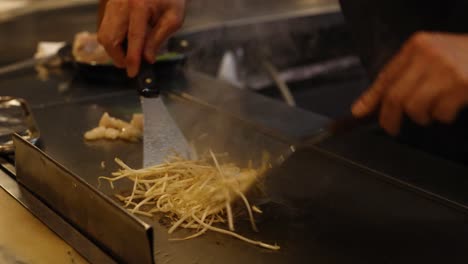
xmin=0 ymin=176 xmax=88 ymax=264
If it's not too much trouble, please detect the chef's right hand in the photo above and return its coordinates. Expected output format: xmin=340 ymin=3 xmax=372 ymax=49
xmin=351 ymin=32 xmax=468 ymax=135
xmin=98 ymin=0 xmax=186 ymax=77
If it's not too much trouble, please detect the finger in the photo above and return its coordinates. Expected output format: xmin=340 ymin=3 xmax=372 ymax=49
xmin=403 ymin=72 xmax=451 ymax=126
xmin=98 ymin=0 xmax=129 ymax=68
xmin=379 ymin=98 xmax=403 ymax=136
xmin=105 ymin=44 xmax=126 ymax=68
xmin=432 ymin=90 xmax=468 ymax=124
xmin=352 ymin=42 xmax=415 ymax=117
xmin=379 ymin=54 xmax=427 ymax=133
xmin=126 ymin=0 xmax=150 ymax=77
xmin=144 ymin=13 xmax=182 ymax=63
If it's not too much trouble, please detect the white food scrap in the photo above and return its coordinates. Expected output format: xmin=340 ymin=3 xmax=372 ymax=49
xmin=84 ymin=126 xmax=106 ymax=140
xmin=84 ymin=112 xmax=143 ymax=142
xmin=104 ymin=127 xmax=120 ymax=140
xmin=99 ymin=112 xmax=132 ymax=130
xmin=130 ymin=114 xmax=143 ymax=131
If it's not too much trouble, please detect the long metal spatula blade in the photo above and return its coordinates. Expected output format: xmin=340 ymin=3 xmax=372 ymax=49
xmin=142 ymin=96 xmax=191 ymax=167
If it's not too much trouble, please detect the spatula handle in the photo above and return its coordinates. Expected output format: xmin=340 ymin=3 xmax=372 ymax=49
xmin=122 ymin=39 xmax=160 ymax=98
xmin=136 ymin=60 xmax=160 ymax=98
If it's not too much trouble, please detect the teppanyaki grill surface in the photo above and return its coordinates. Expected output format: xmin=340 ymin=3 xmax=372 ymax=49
xmin=29 ymin=91 xmax=468 ymax=263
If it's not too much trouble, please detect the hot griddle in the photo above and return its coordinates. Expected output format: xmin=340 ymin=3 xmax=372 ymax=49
xmin=10 ymin=71 xmax=468 ymax=264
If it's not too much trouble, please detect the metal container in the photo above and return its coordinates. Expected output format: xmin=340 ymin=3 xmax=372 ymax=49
xmin=0 ymin=97 xmax=39 ymax=153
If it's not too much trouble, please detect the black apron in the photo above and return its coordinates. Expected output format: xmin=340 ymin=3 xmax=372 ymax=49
xmin=339 ymin=0 xmax=468 ymax=164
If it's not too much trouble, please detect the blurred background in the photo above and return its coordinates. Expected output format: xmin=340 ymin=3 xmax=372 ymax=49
xmin=0 ymin=0 xmax=368 ymax=119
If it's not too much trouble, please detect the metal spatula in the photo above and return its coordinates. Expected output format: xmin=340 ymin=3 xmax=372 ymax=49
xmin=304 ymin=114 xmax=378 ymax=146
xmin=136 ymin=61 xmax=191 ymax=167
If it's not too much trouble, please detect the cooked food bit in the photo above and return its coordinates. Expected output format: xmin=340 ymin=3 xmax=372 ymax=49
xmin=84 ymin=112 xmax=143 ymax=142
xmin=130 ymin=114 xmax=143 ymax=131
xmin=251 ymin=205 xmax=263 ymax=214
xmin=99 ymin=112 xmax=132 ymax=130
xmin=104 ymin=127 xmax=120 ymax=140
xmin=84 ymin=126 xmax=106 ymax=141
xmin=72 ymin=31 xmax=111 ymax=64
xmin=119 ymin=126 xmax=142 ymax=142
xmin=99 ymin=151 xmax=280 ymax=250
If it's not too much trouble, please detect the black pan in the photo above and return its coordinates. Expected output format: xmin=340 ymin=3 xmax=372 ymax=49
xmin=58 ymin=43 xmax=187 ymax=83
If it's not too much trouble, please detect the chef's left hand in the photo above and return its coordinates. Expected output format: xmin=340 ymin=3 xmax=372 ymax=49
xmin=98 ymin=0 xmax=186 ymax=77
xmin=351 ymin=32 xmax=468 ymax=135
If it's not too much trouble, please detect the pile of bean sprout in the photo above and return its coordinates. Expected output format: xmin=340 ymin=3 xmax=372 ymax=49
xmin=98 ymin=151 xmax=280 ymax=250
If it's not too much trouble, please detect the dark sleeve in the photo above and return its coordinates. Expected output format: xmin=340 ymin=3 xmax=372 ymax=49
xmin=338 ymin=0 xmax=467 ymax=80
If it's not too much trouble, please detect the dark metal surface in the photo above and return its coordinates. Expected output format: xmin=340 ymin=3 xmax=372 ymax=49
xmin=0 ymin=68 xmax=134 ymax=108
xmin=14 ymin=135 xmax=154 ymax=264
xmin=259 ymin=65 xmax=369 ymax=118
xmin=25 ymin=71 xmax=468 ymax=263
xmin=18 ymin=68 xmax=320 ymax=262
xmin=265 ymin=145 xmax=468 ymax=263
xmin=178 ymin=71 xmax=329 ymax=143
xmin=318 ymin=127 xmax=468 ymax=210
xmin=28 ymin=70 xmax=316 ymax=169
xmin=25 ymin=82 xmax=301 ymax=264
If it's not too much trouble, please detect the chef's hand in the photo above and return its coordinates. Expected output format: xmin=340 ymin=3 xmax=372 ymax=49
xmin=351 ymin=32 xmax=468 ymax=135
xmin=98 ymin=0 xmax=186 ymax=77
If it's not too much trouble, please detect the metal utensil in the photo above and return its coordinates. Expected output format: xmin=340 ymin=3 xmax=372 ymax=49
xmin=0 ymin=43 xmax=72 ymax=76
xmin=136 ymin=61 xmax=191 ymax=167
xmin=0 ymin=97 xmax=40 ymax=153
xmin=304 ymin=115 xmax=377 ymax=145
xmin=0 ymin=56 xmax=51 ymax=76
